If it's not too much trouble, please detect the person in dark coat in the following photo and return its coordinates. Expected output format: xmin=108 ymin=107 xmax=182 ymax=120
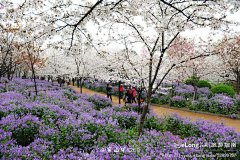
xmin=128 ymin=86 xmax=133 ymax=104
xmin=62 ymin=78 xmax=65 ymax=86
xmin=123 ymin=90 xmax=130 ymax=105
xmin=106 ymin=84 xmax=112 ymax=101
xmin=60 ymin=78 xmax=62 ymax=87
xmin=72 ymin=77 xmax=75 ymax=86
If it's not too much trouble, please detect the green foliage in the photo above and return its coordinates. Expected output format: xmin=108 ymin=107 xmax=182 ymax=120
xmin=9 ymin=121 xmax=39 ymax=147
xmin=124 ymin=104 xmax=151 ymax=114
xmin=163 ymin=114 xmax=182 ymax=135
xmin=185 ymin=76 xmax=200 ymax=86
xmin=96 ymin=86 xmax=104 ymax=92
xmin=144 ymin=116 xmax=165 ymax=132
xmin=197 ymin=80 xmax=212 ymax=89
xmin=210 ymin=85 xmax=235 ymax=97
xmin=178 ymin=122 xmax=204 ymax=139
xmin=190 ymin=75 xmax=198 ymax=80
xmin=185 ymin=79 xmax=193 ymax=85
xmin=113 ymin=115 xmax=137 ymax=129
xmin=169 ymin=97 xmax=186 ymax=108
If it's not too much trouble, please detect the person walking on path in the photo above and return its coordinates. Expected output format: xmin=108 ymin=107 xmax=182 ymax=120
xmin=72 ymin=77 xmax=75 ymax=86
xmin=66 ymin=77 xmax=70 ymax=86
xmin=123 ymin=90 xmax=130 ymax=105
xmin=106 ymin=84 xmax=112 ymax=101
xmin=118 ymin=84 xmax=123 ymax=99
xmin=62 ymin=78 xmax=65 ymax=86
xmin=128 ymin=86 xmax=133 ymax=104
xmin=132 ymin=87 xmax=137 ymax=103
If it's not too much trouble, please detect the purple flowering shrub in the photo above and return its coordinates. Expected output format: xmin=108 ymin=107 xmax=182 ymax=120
xmin=189 ymin=97 xmax=209 ymax=111
xmin=189 ymin=94 xmax=239 ymax=118
xmin=170 ymin=96 xmax=187 ymax=108
xmin=209 ymin=94 xmax=238 ymax=117
xmin=236 ymin=96 xmax=240 ymax=111
xmin=173 ymin=84 xmax=213 ymax=100
xmin=173 ymin=84 xmax=194 ymax=99
xmin=111 ymin=111 xmax=139 ymax=129
xmin=163 ymin=113 xmax=240 ymax=156
xmin=0 ymin=114 xmax=44 ymax=146
xmin=123 ymin=102 xmax=153 ymax=114
xmin=150 ymin=93 xmax=169 ymax=105
xmin=197 ymin=87 xmax=213 ymax=99
xmin=79 ymin=93 xmax=112 ymax=110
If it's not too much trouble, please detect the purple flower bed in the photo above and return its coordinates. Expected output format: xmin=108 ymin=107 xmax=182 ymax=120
xmin=189 ymin=94 xmax=239 ymax=119
xmin=0 ymin=78 xmax=239 ymax=159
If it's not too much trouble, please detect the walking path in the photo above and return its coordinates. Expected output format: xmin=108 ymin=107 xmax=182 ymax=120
xmin=63 ymin=83 xmax=240 ymax=133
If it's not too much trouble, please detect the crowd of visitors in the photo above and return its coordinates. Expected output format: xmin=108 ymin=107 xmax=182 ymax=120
xmin=57 ymin=77 xmax=81 ymax=87
xmin=122 ymin=86 xmax=140 ymax=104
xmin=106 ymin=84 xmax=143 ymax=105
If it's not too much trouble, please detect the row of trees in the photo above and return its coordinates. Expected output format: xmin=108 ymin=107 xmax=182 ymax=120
xmin=1 ymin=0 xmax=239 ymax=135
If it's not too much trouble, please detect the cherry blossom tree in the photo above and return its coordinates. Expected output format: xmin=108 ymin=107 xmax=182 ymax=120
xmin=106 ymin=0 xmax=239 ymax=135
xmin=215 ymin=33 xmax=240 ymax=94
xmin=15 ymin=41 xmax=47 ymax=95
xmin=166 ymin=36 xmax=228 ymax=100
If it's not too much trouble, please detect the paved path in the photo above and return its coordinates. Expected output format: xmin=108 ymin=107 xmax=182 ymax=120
xmin=61 ymin=83 xmax=240 ymax=133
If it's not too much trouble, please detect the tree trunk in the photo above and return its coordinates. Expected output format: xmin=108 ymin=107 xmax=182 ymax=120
xmin=137 ymin=90 xmax=141 ymax=114
xmin=237 ymin=70 xmax=239 ymax=95
xmin=80 ymin=77 xmax=82 ymax=93
xmin=138 ymin=86 xmax=152 ymax=136
xmin=193 ymin=85 xmax=198 ymax=100
xmin=33 ymin=70 xmax=38 ymax=96
xmin=119 ymin=81 xmax=121 ymax=104
xmin=7 ymin=69 xmax=10 ymax=80
xmin=192 ymin=68 xmax=199 ymax=100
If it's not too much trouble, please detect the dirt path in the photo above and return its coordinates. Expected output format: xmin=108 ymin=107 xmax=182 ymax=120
xmin=59 ymin=82 xmax=240 ymax=133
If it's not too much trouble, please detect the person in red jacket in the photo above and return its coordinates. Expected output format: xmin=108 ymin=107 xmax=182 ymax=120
xmin=118 ymin=84 xmax=123 ymax=99
xmin=132 ymin=87 xmax=137 ymax=103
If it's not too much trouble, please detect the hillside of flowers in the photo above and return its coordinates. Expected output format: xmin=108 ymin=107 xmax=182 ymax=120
xmin=0 ymin=78 xmax=239 ymax=159
xmin=82 ymin=78 xmax=240 ymax=119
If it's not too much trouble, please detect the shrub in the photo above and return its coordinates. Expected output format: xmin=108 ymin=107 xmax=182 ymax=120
xmin=184 ymin=79 xmax=193 ymax=86
xmin=124 ymin=103 xmax=151 ymax=114
xmin=236 ymin=96 xmax=240 ymax=111
xmin=144 ymin=114 xmax=165 ymax=132
xmin=189 ymin=97 xmax=209 ymax=112
xmin=208 ymin=94 xmax=238 ymax=116
xmin=210 ymin=85 xmax=235 ymax=97
xmin=197 ymin=80 xmax=212 ymax=89
xmin=169 ymin=96 xmax=186 ymax=108
xmin=174 ymin=85 xmax=194 ymax=99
